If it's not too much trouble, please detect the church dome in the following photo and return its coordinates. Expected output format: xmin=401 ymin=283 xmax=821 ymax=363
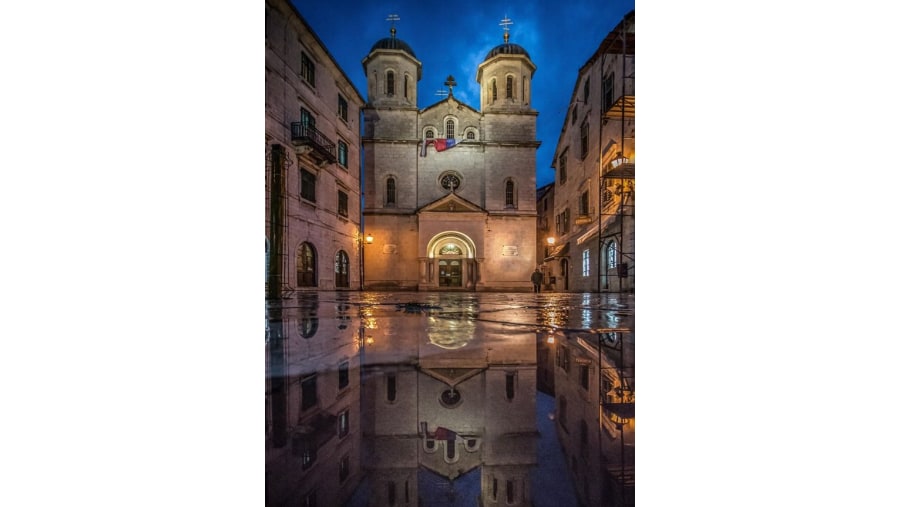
xmin=370 ymin=35 xmax=416 ymax=58
xmin=484 ymin=42 xmax=531 ymax=61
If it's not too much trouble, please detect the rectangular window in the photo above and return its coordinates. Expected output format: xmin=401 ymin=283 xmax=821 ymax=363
xmin=338 ymin=140 xmax=348 ymax=168
xmin=338 ymin=409 xmax=349 ymax=438
xmin=580 ymin=190 xmax=589 ymax=216
xmin=300 ymin=52 xmax=316 ymax=87
xmin=558 ymin=149 xmax=568 ymax=184
xmin=506 ymin=75 xmax=513 ymax=99
xmin=300 ymin=169 xmax=316 ymax=202
xmin=582 ymin=249 xmax=590 ymax=276
xmin=556 ymin=346 xmax=570 ymax=372
xmin=580 ymin=364 xmax=590 ymax=390
xmin=338 ymin=95 xmax=348 ymax=122
xmin=583 ymin=77 xmax=590 ymax=102
xmin=301 ymin=108 xmax=316 ymax=128
xmin=603 ymin=73 xmax=614 ymax=111
xmin=505 ymin=372 xmax=515 ymax=400
xmin=294 ymin=434 xmax=317 ymax=469
xmin=337 ymin=190 xmax=348 ymax=218
xmin=301 ymin=373 xmax=317 ymax=411
xmin=580 ymin=120 xmax=589 ymax=159
xmin=338 ymin=360 xmax=349 ymax=388
xmin=445 ymin=120 xmax=454 ymax=139
xmin=563 ymin=208 xmax=570 ymax=234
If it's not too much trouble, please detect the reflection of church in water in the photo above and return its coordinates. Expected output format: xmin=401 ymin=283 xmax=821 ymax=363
xmin=360 ymin=302 xmax=538 ymax=505
xmin=362 ymin=21 xmax=540 ymax=292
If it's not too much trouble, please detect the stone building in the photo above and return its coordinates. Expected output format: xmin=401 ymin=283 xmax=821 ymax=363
xmin=265 ymin=0 xmax=366 ymax=296
xmin=361 ymin=27 xmax=540 ymax=291
xmin=546 ymin=11 xmax=635 ymax=293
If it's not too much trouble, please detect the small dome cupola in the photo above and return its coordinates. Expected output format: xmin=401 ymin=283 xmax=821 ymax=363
xmin=370 ymin=26 xmax=417 ymax=58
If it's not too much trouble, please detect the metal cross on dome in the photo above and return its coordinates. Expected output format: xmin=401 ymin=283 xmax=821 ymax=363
xmin=386 ymin=13 xmax=399 ymax=36
xmin=500 ymin=15 xmax=513 ymax=43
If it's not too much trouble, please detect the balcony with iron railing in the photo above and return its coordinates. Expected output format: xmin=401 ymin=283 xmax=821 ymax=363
xmin=290 ymin=122 xmax=336 ymax=164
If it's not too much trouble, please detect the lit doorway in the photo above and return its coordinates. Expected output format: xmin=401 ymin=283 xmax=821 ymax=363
xmin=438 ymin=259 xmax=462 ymax=287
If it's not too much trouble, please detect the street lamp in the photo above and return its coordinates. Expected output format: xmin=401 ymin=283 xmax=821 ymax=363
xmin=365 ymin=233 xmax=374 ymax=244
xmin=546 ymin=236 xmax=556 ymax=245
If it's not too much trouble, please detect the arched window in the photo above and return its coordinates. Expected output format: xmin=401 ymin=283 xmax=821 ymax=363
xmin=297 ymin=242 xmax=317 ymax=287
xmin=386 ymin=70 xmax=395 ymax=95
xmin=491 ymin=79 xmax=497 ymax=102
xmin=386 ymin=177 xmax=396 ymax=206
xmin=425 ymin=129 xmax=434 ymax=139
xmin=506 ymin=75 xmax=513 ymax=99
xmin=445 ymin=119 xmax=454 ymax=139
xmin=334 ymin=250 xmax=349 ymax=288
xmin=466 ymin=131 xmax=475 ymax=140
xmin=505 ymin=180 xmax=516 ymax=208
xmin=404 ymin=75 xmax=409 ymax=99
xmin=607 ymin=241 xmax=618 ymax=269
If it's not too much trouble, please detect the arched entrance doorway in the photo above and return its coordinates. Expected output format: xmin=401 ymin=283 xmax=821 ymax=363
xmin=425 ymin=232 xmax=478 ymax=290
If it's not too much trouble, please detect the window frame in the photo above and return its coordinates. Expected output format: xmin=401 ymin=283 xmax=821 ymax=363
xmin=300 ymin=52 xmax=316 ymax=87
xmin=300 ymin=168 xmax=316 ymax=203
xmin=338 ymin=94 xmax=348 ymax=122
xmin=337 ymin=140 xmax=348 ymax=168
xmin=385 ymin=177 xmax=396 ymax=206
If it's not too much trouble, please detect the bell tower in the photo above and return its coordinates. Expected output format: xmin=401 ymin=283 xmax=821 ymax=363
xmin=361 ymin=16 xmax=422 ymax=108
xmin=476 ymin=17 xmax=537 ymax=113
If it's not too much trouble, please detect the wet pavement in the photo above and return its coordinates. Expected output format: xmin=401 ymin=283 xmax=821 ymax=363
xmin=265 ymin=291 xmax=635 ymax=506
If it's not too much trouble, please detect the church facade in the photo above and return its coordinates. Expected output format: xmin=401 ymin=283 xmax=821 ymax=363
xmin=361 ymin=29 xmax=540 ymax=291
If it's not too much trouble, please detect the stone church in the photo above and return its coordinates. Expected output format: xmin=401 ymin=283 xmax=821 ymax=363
xmin=362 ymin=27 xmax=540 ymax=291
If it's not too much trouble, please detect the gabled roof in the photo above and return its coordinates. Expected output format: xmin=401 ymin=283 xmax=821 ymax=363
xmin=420 ymin=93 xmax=479 ymax=115
xmin=417 ymin=192 xmax=485 ymax=214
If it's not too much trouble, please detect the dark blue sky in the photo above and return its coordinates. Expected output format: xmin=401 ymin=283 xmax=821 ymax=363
xmin=294 ymin=0 xmax=635 ymax=188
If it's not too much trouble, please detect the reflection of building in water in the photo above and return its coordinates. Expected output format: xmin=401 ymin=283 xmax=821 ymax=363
xmin=547 ymin=322 xmax=634 ymax=506
xmin=360 ymin=301 xmax=538 ymax=505
xmin=265 ymin=294 xmax=364 ymax=506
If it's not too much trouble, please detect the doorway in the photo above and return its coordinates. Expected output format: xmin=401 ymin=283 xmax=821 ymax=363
xmin=438 ymin=259 xmax=462 ymax=287
xmin=560 ymin=258 xmax=569 ymax=290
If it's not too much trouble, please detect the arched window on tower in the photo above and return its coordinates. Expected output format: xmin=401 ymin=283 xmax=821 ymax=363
xmin=404 ymin=74 xmax=409 ymax=99
xmin=506 ymin=75 xmax=513 ymax=99
xmin=491 ymin=79 xmax=497 ymax=102
xmin=386 ymin=70 xmax=395 ymax=95
xmin=386 ymin=177 xmax=396 ymax=206
xmin=504 ymin=179 xmax=517 ymax=209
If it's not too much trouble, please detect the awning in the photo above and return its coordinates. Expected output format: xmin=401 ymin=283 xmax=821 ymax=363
xmin=545 ymin=242 xmax=570 ymax=261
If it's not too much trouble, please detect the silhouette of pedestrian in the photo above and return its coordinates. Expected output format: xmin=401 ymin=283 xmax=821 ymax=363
xmin=531 ymin=268 xmax=543 ymax=293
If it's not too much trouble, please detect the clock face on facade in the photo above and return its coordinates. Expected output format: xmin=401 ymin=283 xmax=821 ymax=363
xmin=440 ymin=173 xmax=460 ymax=191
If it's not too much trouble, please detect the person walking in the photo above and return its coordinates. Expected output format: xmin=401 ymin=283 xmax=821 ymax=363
xmin=531 ymin=268 xmax=543 ymax=293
